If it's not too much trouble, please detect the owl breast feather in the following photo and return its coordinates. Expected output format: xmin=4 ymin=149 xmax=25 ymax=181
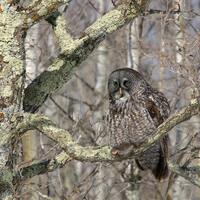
xmin=108 ymin=100 xmax=156 ymax=148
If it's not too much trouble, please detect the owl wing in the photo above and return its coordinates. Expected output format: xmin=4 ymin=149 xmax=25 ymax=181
xmin=145 ymin=89 xmax=170 ymax=180
xmin=146 ymin=90 xmax=170 ymax=125
xmin=146 ymin=89 xmax=170 ymax=161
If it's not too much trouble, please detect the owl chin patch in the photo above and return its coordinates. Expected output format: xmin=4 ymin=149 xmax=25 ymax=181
xmin=115 ymin=96 xmax=129 ymax=104
xmin=114 ymin=89 xmax=130 ymax=103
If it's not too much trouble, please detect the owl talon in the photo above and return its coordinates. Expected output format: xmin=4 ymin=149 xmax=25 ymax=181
xmin=111 ymin=148 xmax=122 ymax=157
xmin=111 ymin=145 xmax=134 ymax=157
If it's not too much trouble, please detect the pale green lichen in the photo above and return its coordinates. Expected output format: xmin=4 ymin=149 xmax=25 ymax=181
xmin=0 ymin=9 xmax=27 ymax=145
xmin=48 ymin=57 xmax=65 ymax=71
xmin=0 ymin=168 xmax=13 ymax=192
xmin=0 ymin=86 xmax=12 ymax=98
xmin=85 ymin=9 xmax=124 ymax=37
xmin=0 ymin=13 xmax=25 ymax=68
xmin=55 ymin=151 xmax=70 ymax=163
xmin=55 ymin=16 xmax=75 ymax=53
xmin=191 ymin=98 xmax=198 ymax=105
xmin=24 ymin=0 xmax=69 ymax=26
xmin=0 ymin=12 xmax=25 ymax=103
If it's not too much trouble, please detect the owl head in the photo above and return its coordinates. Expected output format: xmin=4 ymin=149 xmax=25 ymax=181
xmin=108 ymin=68 xmax=149 ymax=103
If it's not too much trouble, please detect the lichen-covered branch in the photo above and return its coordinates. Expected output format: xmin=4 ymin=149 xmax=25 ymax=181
xmin=14 ymin=151 xmax=71 ymax=182
xmin=0 ymin=1 xmax=72 ymax=196
xmin=23 ymin=0 xmax=70 ymax=26
xmin=0 ymin=12 xmax=26 ymax=124
xmin=0 ymin=98 xmax=199 ymax=188
xmin=16 ymin=113 xmax=113 ymax=161
xmin=0 ymin=151 xmax=71 ymax=195
xmin=13 ymin=97 xmax=200 ymax=186
xmin=18 ymin=98 xmax=200 ymax=161
xmin=0 ymin=12 xmax=27 ymax=198
xmin=23 ymin=3 xmax=139 ymax=113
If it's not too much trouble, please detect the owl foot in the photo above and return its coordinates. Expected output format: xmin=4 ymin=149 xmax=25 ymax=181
xmin=111 ymin=145 xmax=133 ymax=157
xmin=111 ymin=148 xmax=121 ymax=156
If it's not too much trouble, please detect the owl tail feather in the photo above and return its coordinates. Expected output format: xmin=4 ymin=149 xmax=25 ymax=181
xmin=152 ymin=149 xmax=169 ymax=181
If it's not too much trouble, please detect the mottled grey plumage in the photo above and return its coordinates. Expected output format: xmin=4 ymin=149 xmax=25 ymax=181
xmin=107 ymin=68 xmax=170 ymax=180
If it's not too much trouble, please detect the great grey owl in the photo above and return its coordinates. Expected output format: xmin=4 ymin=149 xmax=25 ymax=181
xmin=107 ymin=68 xmax=170 ymax=180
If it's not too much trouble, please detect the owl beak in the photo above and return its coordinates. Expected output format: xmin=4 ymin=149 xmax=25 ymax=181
xmin=114 ymin=87 xmax=129 ymax=101
xmin=115 ymin=87 xmax=124 ymax=99
xmin=119 ymin=87 xmax=123 ymax=97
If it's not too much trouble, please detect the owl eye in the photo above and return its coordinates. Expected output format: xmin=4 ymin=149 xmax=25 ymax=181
xmin=122 ymin=78 xmax=130 ymax=89
xmin=112 ymin=80 xmax=119 ymax=90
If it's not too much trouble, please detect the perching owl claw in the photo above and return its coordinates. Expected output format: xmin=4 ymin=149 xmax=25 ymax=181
xmin=107 ymin=68 xmax=170 ymax=180
xmin=111 ymin=143 xmax=134 ymax=157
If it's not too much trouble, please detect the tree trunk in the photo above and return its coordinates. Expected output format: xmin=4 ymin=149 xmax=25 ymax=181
xmin=0 ymin=10 xmax=26 ymax=199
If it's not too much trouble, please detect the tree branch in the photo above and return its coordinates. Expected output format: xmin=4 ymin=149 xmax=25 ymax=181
xmin=23 ymin=2 xmax=139 ymax=113
xmin=12 ymin=155 xmax=200 ymax=189
xmin=0 ymin=98 xmax=199 ymax=187
xmin=23 ymin=0 xmax=71 ymax=26
xmin=144 ymin=8 xmax=181 ymax=16
xmin=168 ymin=162 xmax=200 ymax=188
xmin=14 ymin=151 xmax=71 ymax=182
xmin=19 ymin=98 xmax=200 ymax=161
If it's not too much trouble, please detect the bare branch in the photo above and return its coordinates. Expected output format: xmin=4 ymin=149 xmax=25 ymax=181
xmin=168 ymin=162 xmax=200 ymax=188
